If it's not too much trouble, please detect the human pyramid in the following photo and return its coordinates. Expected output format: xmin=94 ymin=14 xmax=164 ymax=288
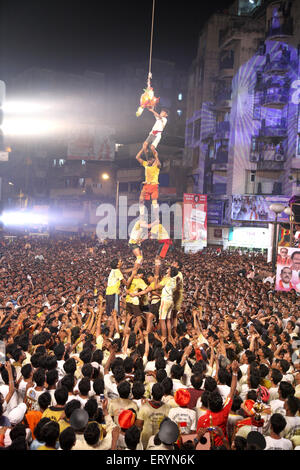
xmin=105 ymin=106 xmax=184 ymax=342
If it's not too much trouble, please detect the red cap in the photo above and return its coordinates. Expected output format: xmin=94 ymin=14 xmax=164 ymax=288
xmin=118 ymin=409 xmax=135 ymax=429
xmin=174 ymin=389 xmax=190 ymax=407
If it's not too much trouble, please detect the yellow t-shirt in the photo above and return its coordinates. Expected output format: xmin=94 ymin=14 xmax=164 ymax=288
xmin=150 ymin=223 xmax=169 ymax=240
xmin=160 ymin=276 xmax=177 ymax=302
xmin=126 ymin=278 xmax=148 ymax=305
xmin=143 ymin=161 xmax=160 ymax=184
xmin=42 ymin=407 xmax=64 ymax=423
xmin=106 ymin=268 xmax=124 ymax=295
xmin=137 ymin=401 xmax=171 ymax=449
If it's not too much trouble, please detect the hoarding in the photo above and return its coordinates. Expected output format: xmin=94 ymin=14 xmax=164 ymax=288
xmin=231 ymin=195 xmax=290 ymax=222
xmin=207 ymin=200 xmax=225 ymax=225
xmin=275 ymin=247 xmax=300 ymax=292
xmin=182 ymin=193 xmax=207 ymax=249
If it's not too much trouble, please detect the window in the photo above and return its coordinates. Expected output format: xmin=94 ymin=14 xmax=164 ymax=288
xmin=177 ymin=109 xmax=183 ymax=117
xmin=81 ymin=160 xmax=86 ymax=166
xmin=178 ymin=93 xmax=183 ymax=101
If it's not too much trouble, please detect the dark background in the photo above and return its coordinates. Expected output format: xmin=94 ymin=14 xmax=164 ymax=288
xmin=0 ymin=0 xmax=235 ymax=80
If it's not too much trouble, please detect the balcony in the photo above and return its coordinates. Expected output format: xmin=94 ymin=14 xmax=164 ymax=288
xmin=260 ymin=91 xmax=289 ymax=109
xmin=211 ymin=149 xmax=228 ymax=171
xmin=263 ymin=57 xmax=291 ymax=75
xmin=214 ymin=89 xmax=232 ymax=110
xmin=259 ymin=123 xmax=287 ymax=138
xmin=250 ymin=148 xmax=285 ymax=170
xmin=266 ymin=17 xmax=293 ymax=40
xmin=257 ymin=160 xmax=285 ymax=170
xmin=214 ymin=121 xmax=230 ymax=140
xmin=218 ymin=18 xmax=245 ymax=48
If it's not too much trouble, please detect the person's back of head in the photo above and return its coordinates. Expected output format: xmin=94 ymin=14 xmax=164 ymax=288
xmin=234 ymin=436 xmax=247 ymax=450
xmin=113 ymin=365 xmax=125 ymax=383
xmin=40 ymin=420 xmax=60 ymax=448
xmin=124 ymin=357 xmax=134 ymax=374
xmin=280 ymin=359 xmax=290 ymax=374
xmin=10 ymin=423 xmax=26 ymax=442
xmin=21 ymin=363 xmax=32 ymax=380
xmin=132 ymin=381 xmax=145 ymax=400
xmin=54 ymin=386 xmax=68 ymax=406
xmin=64 ymin=399 xmax=81 ymax=419
xmin=38 ymin=391 xmax=52 ymax=412
xmin=79 ymin=348 xmax=92 ymax=364
xmin=286 ymin=396 xmax=300 ymax=416
xmin=7 ymin=436 xmax=27 ymax=451
xmin=46 ymin=368 xmax=58 ymax=387
xmin=250 ymin=371 xmax=261 ymax=389
xmin=218 ymin=368 xmax=231 ymax=386
xmin=63 ymin=358 xmax=76 ymax=375
xmin=208 ymin=390 xmax=223 ymax=413
xmin=93 ymin=377 xmax=104 ymax=396
xmin=152 ymin=383 xmax=164 ymax=402
xmin=33 ymin=367 xmax=46 ymax=387
xmin=259 ymin=363 xmax=269 ymax=379
xmin=271 ymin=368 xmax=283 ymax=385
xmin=161 ymin=377 xmax=173 ymax=396
xmin=59 ymin=427 xmax=76 ymax=451
xmin=33 ymin=417 xmax=51 ymax=442
xmin=156 ymin=369 xmax=167 ymax=383
xmin=190 ymin=373 xmax=203 ymax=391
xmin=92 ymin=349 xmax=103 ymax=365
xmin=232 ymin=395 xmax=243 ymax=412
xmin=270 ymin=413 xmax=287 ymax=435
xmin=204 ymin=376 xmax=217 ymax=392
xmin=170 ymin=364 xmax=184 ymax=380
xmin=54 ymin=342 xmax=65 ymax=361
xmin=45 ymin=355 xmax=57 ymax=371
xmin=279 ymin=381 xmax=295 ymax=399
xmin=61 ymin=374 xmax=75 ymax=393
xmin=117 ymin=380 xmax=131 ymax=399
xmin=78 ymin=377 xmax=90 ymax=397
xmin=125 ymin=425 xmax=141 ymax=450
xmin=84 ymin=398 xmax=98 ymax=419
xmin=155 ymin=356 xmax=166 ymax=371
xmin=81 ymin=363 xmax=93 ymax=379
xmin=84 ymin=422 xmax=100 ymax=446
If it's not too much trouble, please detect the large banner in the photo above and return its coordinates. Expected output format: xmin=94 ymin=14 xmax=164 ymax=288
xmin=182 ymin=193 xmax=207 ymax=248
xmin=67 ymin=124 xmax=115 ymax=161
xmin=232 ymin=195 xmax=290 ymax=222
xmin=275 ymin=246 xmax=300 ymax=292
xmin=207 ymin=200 xmax=225 ymax=225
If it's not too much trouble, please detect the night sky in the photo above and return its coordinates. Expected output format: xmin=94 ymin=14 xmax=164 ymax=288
xmin=0 ymin=0 xmax=235 ymax=82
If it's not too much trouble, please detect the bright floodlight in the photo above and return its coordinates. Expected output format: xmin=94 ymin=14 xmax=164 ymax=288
xmin=102 ymin=173 xmax=110 ymax=180
xmin=0 ymin=211 xmax=48 ymax=227
xmin=2 ymin=117 xmax=62 ymax=137
xmin=2 ymin=100 xmax=52 ymax=114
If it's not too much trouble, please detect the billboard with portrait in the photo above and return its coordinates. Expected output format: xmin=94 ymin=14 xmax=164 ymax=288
xmin=231 ymin=195 xmax=289 ymax=222
xmin=182 ymin=193 xmax=207 ymax=249
xmin=275 ymin=247 xmax=300 ymax=292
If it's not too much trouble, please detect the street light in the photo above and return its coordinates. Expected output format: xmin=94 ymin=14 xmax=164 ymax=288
xmin=269 ymin=203 xmax=286 ymax=272
xmin=101 ymin=173 xmax=109 ymax=181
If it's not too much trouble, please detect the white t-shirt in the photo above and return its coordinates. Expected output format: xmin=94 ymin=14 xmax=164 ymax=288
xmin=270 ymin=399 xmax=286 ymax=416
xmin=151 ymin=116 xmax=167 ymax=134
xmin=281 ymin=416 xmax=300 ymax=440
xmin=217 ymin=384 xmax=231 ymax=404
xmin=0 ymin=385 xmax=19 ymax=417
xmin=168 ymin=407 xmax=197 ymax=434
xmin=264 ymin=436 xmax=293 ymax=450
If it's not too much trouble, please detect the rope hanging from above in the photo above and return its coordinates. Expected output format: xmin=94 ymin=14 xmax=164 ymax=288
xmin=136 ymin=0 xmax=160 ymax=117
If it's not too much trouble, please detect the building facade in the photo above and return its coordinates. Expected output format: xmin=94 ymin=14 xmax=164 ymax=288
xmin=185 ymin=0 xmax=300 ymax=248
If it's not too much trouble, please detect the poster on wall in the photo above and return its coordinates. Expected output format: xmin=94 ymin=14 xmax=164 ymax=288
xmin=182 ymin=193 xmax=207 ymax=249
xmin=231 ymin=195 xmax=289 ymax=222
xmin=275 ymin=247 xmax=300 ymax=292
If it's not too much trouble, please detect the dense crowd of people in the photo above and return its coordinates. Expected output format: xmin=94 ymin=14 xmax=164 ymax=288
xmin=0 ymin=235 xmax=299 ymax=451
